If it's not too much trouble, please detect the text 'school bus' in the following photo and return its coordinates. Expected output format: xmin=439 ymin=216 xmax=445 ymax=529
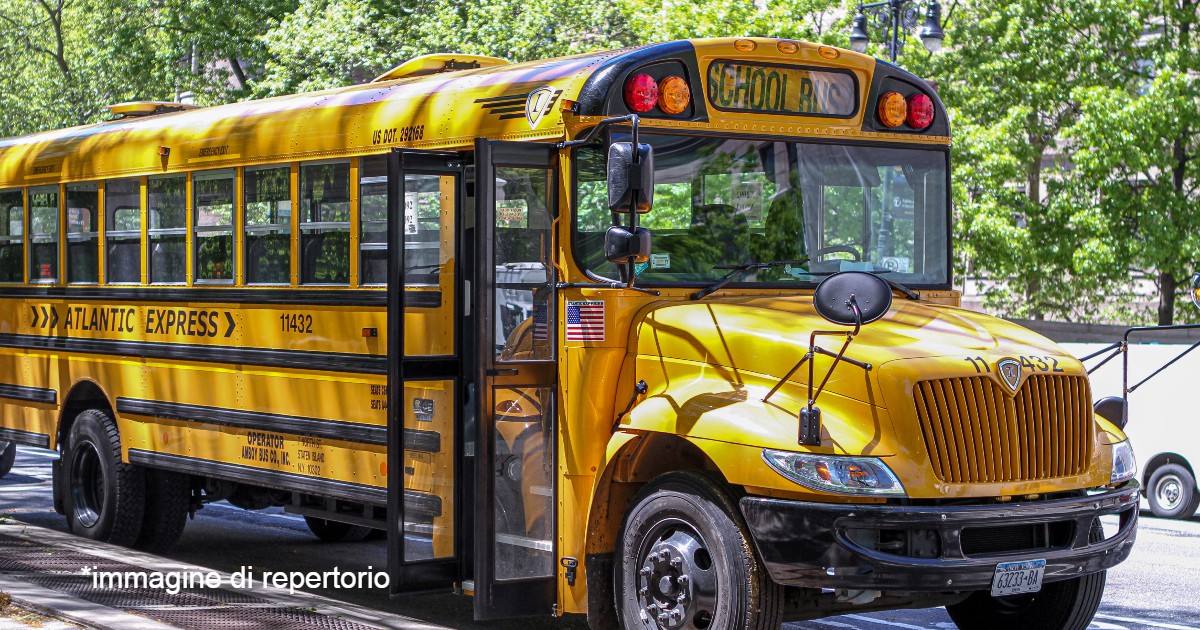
xmin=0 ymin=38 xmax=1136 ymax=629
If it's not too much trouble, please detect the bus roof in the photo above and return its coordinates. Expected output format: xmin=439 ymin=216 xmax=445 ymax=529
xmin=0 ymin=38 xmax=946 ymax=188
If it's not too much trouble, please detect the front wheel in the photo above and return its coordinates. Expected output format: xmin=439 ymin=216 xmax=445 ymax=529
xmin=616 ymin=471 xmax=783 ymax=630
xmin=1147 ymin=463 xmax=1200 ymax=519
xmin=946 ymin=571 xmax=1106 ymax=630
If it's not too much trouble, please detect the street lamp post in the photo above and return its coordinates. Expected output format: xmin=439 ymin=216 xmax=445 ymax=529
xmin=848 ymin=0 xmax=944 ymax=259
xmin=849 ymin=0 xmax=944 ymax=64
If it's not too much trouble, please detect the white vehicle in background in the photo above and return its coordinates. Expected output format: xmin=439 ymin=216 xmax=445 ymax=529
xmin=1066 ymin=274 xmax=1200 ymax=520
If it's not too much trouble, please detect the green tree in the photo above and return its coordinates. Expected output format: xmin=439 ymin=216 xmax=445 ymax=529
xmin=927 ymin=0 xmax=1146 ymax=321
xmin=1063 ymin=2 xmax=1200 ymax=325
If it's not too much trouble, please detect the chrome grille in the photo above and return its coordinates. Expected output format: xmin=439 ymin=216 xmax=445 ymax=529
xmin=913 ymin=375 xmax=1092 ymax=483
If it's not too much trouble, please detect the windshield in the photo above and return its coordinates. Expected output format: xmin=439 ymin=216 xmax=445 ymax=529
xmin=575 ymin=134 xmax=949 ymax=286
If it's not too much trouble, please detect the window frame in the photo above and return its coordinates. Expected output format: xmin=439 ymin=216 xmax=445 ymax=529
xmin=0 ymin=188 xmax=25 ymax=284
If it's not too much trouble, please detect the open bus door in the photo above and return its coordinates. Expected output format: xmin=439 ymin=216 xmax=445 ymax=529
xmin=387 ymin=149 xmax=467 ymax=593
xmin=472 ymin=139 xmax=559 ymax=619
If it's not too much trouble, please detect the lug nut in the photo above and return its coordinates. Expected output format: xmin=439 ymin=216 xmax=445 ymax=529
xmin=639 ymin=587 xmax=649 ymax=597
xmin=669 ymin=556 xmax=682 ymax=568
xmin=658 ymin=612 xmax=670 ymax=625
xmin=677 ymin=574 xmax=689 ymax=586
xmin=641 ymin=565 xmax=653 ymax=577
xmin=658 ymin=550 xmax=670 ymax=561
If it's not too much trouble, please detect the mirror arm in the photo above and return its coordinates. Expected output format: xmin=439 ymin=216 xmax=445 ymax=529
xmin=556 ymin=114 xmax=640 ymax=150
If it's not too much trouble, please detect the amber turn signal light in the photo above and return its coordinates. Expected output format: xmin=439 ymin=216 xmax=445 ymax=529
xmin=877 ymin=92 xmax=907 ymax=128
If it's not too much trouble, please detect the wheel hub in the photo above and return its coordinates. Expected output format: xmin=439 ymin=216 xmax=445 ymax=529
xmin=636 ymin=526 xmax=717 ymax=629
xmin=1157 ymin=474 xmax=1183 ymax=510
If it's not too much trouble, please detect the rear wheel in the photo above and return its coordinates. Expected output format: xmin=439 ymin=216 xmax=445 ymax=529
xmin=616 ymin=471 xmax=783 ymax=630
xmin=0 ymin=441 xmax=15 ymax=478
xmin=303 ymin=516 xmax=372 ymax=543
xmin=946 ymin=571 xmax=1106 ymax=630
xmin=1147 ymin=463 xmax=1200 ymax=519
xmin=64 ymin=409 xmax=145 ymax=546
xmin=134 ymin=469 xmax=191 ymax=552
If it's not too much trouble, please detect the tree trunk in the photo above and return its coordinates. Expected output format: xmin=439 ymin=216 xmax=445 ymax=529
xmin=1026 ymin=141 xmax=1043 ymax=320
xmin=1158 ymin=271 xmax=1176 ymax=326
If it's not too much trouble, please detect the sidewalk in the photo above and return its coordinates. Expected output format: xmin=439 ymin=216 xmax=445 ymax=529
xmin=0 ymin=520 xmax=448 ymax=630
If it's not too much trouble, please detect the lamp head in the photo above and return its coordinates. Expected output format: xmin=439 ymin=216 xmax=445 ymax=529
xmin=849 ymin=13 xmax=870 ymax=54
xmin=920 ymin=1 xmax=945 ymax=53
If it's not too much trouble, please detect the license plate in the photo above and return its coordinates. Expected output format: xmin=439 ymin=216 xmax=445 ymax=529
xmin=990 ymin=559 xmax=1045 ymax=597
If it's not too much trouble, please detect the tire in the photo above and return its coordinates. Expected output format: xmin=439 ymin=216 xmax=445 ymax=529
xmin=946 ymin=570 xmax=1106 ymax=630
xmin=134 ymin=469 xmax=191 ymax=553
xmin=1147 ymin=463 xmax=1200 ymax=519
xmin=303 ymin=516 xmax=372 ymax=543
xmin=615 ymin=471 xmax=783 ymax=630
xmin=64 ymin=409 xmax=145 ymax=546
xmin=0 ymin=441 xmax=15 ymax=478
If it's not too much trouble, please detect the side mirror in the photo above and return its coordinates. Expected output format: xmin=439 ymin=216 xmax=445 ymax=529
xmin=1094 ymin=396 xmax=1127 ymax=430
xmin=607 ymin=142 xmax=655 ymax=214
xmin=813 ymin=271 xmax=893 ymax=327
xmin=604 ymin=225 xmax=651 ymax=265
xmin=1192 ymin=272 xmax=1200 ymax=311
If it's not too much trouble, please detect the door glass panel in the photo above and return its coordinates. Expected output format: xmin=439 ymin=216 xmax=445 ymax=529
xmin=402 ymin=172 xmax=455 ymax=357
xmin=492 ymin=385 xmax=553 ymax=580
xmin=402 ymin=379 xmax=455 ymax=561
xmin=493 ymin=167 xmax=553 ymax=361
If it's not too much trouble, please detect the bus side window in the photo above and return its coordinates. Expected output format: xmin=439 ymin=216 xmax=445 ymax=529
xmin=244 ymin=165 xmax=292 ymax=285
xmin=300 ymin=161 xmax=350 ymax=285
xmin=105 ymin=178 xmax=141 ymax=284
xmin=66 ymin=182 xmax=99 ymax=284
xmin=359 ymin=156 xmax=387 ymax=285
xmin=28 ymin=186 xmax=59 ymax=283
xmin=0 ymin=190 xmax=22 ymax=283
xmin=193 ymin=170 xmax=236 ymax=283
xmin=148 ymin=175 xmax=186 ymax=284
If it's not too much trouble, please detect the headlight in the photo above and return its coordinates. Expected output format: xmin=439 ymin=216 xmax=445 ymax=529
xmin=763 ymin=449 xmax=906 ymax=496
xmin=1110 ymin=439 xmax=1136 ymax=485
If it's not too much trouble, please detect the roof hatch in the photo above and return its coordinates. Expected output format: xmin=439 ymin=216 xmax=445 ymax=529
xmin=106 ymin=101 xmax=201 ymax=118
xmin=372 ymin=54 xmax=510 ymax=83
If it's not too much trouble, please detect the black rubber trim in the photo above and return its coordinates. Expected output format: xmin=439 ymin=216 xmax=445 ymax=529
xmin=0 ymin=383 xmax=57 ymax=405
xmin=0 ymin=286 xmax=440 ymax=308
xmin=575 ymin=41 xmax=708 ymax=122
xmin=0 ymin=333 xmax=386 ymax=375
xmin=0 ymin=427 xmax=51 ymax=449
xmin=128 ymin=449 xmax=389 ymax=506
xmin=405 ymin=428 xmax=441 ymax=453
xmin=860 ymin=60 xmax=950 ymax=137
xmin=116 ymin=397 xmax=388 ymax=446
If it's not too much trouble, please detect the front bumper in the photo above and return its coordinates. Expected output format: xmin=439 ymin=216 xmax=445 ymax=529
xmin=740 ymin=483 xmax=1138 ymax=591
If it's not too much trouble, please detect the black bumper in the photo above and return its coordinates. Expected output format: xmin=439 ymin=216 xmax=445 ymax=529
xmin=740 ymin=483 xmax=1139 ymax=591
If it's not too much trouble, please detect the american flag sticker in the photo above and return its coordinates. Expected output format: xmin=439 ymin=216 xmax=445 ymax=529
xmin=566 ymin=300 xmax=605 ymax=342
xmin=533 ymin=300 xmax=549 ymax=340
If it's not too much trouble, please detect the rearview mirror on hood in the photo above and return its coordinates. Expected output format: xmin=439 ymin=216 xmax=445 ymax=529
xmin=1192 ymin=272 xmax=1200 ymax=311
xmin=813 ymin=271 xmax=893 ymax=327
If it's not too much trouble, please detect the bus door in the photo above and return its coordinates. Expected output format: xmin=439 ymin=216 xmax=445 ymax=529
xmin=387 ymin=149 xmax=466 ymax=593
xmin=473 ymin=139 xmax=558 ymax=619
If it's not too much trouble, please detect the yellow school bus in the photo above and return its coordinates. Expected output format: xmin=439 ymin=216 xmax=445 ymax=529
xmin=0 ymin=38 xmax=1137 ymax=628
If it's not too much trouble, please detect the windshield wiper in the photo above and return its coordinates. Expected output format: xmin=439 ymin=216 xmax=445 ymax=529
xmin=870 ymin=270 xmax=920 ymax=300
xmin=691 ymin=259 xmax=810 ymax=300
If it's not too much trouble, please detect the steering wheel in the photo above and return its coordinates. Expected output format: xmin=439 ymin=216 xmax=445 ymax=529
xmin=813 ymin=244 xmax=863 ymax=262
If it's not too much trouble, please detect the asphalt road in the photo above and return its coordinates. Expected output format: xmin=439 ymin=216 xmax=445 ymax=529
xmin=2 ymin=448 xmax=1197 ymax=630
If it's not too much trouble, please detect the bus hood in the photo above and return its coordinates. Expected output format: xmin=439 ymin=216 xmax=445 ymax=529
xmin=626 ymin=295 xmax=1077 ymax=456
